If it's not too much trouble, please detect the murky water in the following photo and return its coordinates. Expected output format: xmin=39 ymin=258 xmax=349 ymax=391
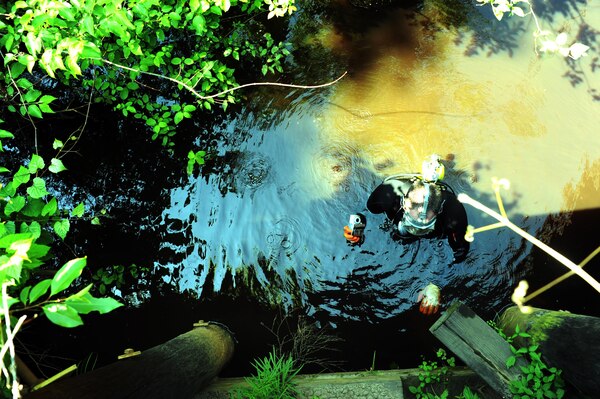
xmin=20 ymin=0 xmax=600 ymax=376
xmin=155 ymin=0 xmax=600 ymax=328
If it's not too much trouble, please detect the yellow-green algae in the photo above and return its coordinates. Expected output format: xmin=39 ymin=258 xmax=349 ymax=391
xmin=498 ymin=307 xmax=571 ymax=346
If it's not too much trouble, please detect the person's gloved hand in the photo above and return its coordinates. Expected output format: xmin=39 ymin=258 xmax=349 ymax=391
xmin=418 ymin=283 xmax=441 ymax=315
xmin=343 ymin=226 xmax=362 ymax=244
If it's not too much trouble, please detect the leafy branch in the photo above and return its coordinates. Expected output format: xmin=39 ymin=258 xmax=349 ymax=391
xmin=0 ymin=0 xmax=321 ymax=147
xmin=0 ymin=129 xmax=121 ymax=397
xmin=475 ymin=0 xmax=590 ymax=59
xmin=97 ymin=57 xmax=347 ymax=101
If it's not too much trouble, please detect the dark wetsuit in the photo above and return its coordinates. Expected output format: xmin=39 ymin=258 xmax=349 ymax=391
xmin=366 ymin=176 xmax=470 ymax=263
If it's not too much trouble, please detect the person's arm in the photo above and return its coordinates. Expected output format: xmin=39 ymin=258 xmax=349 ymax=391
xmin=366 ymin=180 xmax=408 ymax=222
xmin=440 ymin=193 xmax=470 ymax=263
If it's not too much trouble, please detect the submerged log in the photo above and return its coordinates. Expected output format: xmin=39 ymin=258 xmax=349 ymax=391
xmin=26 ymin=322 xmax=235 ymax=399
xmin=497 ymin=306 xmax=600 ymax=398
xmin=429 ymin=301 xmax=527 ymax=398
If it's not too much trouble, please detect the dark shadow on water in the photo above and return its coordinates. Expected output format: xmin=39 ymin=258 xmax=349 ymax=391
xmin=447 ymin=0 xmax=600 ymax=103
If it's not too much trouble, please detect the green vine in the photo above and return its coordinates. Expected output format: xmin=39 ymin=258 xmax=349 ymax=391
xmin=490 ymin=321 xmax=565 ymax=399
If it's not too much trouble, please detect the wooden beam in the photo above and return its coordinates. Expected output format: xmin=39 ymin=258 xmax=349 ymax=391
xmin=25 ymin=323 xmax=235 ymax=399
xmin=429 ymin=301 xmax=527 ymax=398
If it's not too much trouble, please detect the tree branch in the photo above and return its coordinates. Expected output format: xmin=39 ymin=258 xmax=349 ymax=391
xmin=95 ymin=58 xmax=347 ymax=100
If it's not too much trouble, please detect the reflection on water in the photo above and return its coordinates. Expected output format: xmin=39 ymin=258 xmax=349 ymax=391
xmin=156 ymin=2 xmax=599 ymax=324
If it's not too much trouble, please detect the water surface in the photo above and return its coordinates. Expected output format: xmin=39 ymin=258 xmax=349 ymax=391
xmin=155 ymin=2 xmax=600 ymax=328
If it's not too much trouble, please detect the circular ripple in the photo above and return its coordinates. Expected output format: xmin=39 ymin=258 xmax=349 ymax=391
xmin=236 ymin=153 xmax=272 ymax=189
xmin=266 ymin=217 xmax=304 ymax=257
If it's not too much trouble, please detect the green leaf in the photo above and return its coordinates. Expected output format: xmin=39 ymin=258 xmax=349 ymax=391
xmin=174 ymin=112 xmax=184 ymax=125
xmin=67 ymin=292 xmax=123 ymax=314
xmin=21 ymin=198 xmax=44 ymax=217
xmin=73 ymin=283 xmax=94 ymax=297
xmin=21 ymin=221 xmax=41 ymax=239
xmin=4 ymin=33 xmax=15 ymax=52
xmin=53 ymin=219 xmax=70 ymax=240
xmin=0 ymin=233 xmax=32 ymax=249
xmin=52 ymin=139 xmax=64 ymax=149
xmin=81 ymin=42 xmax=101 ymax=59
xmin=39 ymin=95 xmax=57 ymax=105
xmin=40 ymin=104 xmax=56 ymax=115
xmin=72 ymin=202 xmax=85 ymax=217
xmin=10 ymin=62 xmax=26 ymax=79
xmin=29 ymin=279 xmax=52 ymax=303
xmin=0 ymin=182 xmax=16 ymax=197
xmin=194 ymin=151 xmax=206 ymax=164
xmin=27 ymin=177 xmax=50 ymax=199
xmin=42 ymin=197 xmax=58 ymax=217
xmin=49 ymin=158 xmax=67 ymax=173
xmin=28 ymin=154 xmax=45 ymax=173
xmin=51 ymin=257 xmax=86 ymax=296
xmin=2 ymin=222 xmax=16 ymax=236
xmin=13 ymin=166 xmax=30 ymax=188
xmin=43 ymin=303 xmax=83 ymax=328
xmin=27 ymin=104 xmax=43 ymax=119
xmin=0 ymin=129 xmax=14 ymax=139
xmin=23 ymin=89 xmax=42 ymax=103
xmin=4 ymin=196 xmax=25 ymax=216
xmin=506 ymin=356 xmax=516 ymax=368
xmin=82 ymin=15 xmax=95 ymax=36
xmin=91 ymin=217 xmax=101 ymax=225
xmin=20 ymin=286 xmax=31 ymax=305
xmin=26 ymin=243 xmax=50 ymax=262
xmin=192 ymin=15 xmax=206 ymax=33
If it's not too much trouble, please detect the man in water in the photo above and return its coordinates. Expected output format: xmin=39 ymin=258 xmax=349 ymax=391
xmin=343 ymin=162 xmax=470 ymax=315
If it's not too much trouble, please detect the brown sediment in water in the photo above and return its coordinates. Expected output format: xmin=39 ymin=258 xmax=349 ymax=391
xmin=314 ymin=3 xmax=600 ymax=216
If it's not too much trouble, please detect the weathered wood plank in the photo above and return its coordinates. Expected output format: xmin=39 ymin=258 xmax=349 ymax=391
xmin=429 ymin=301 xmax=526 ymax=398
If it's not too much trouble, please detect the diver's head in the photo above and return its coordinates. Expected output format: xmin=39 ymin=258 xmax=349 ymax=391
xmin=399 ymin=181 xmax=443 ymax=236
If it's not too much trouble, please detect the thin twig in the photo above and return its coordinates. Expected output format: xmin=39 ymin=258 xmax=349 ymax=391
xmin=94 ymin=58 xmax=347 ymax=100
xmin=458 ymin=193 xmax=600 ymax=294
xmin=523 ymin=246 xmax=600 ymax=303
xmin=2 ymin=282 xmax=28 ymax=398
